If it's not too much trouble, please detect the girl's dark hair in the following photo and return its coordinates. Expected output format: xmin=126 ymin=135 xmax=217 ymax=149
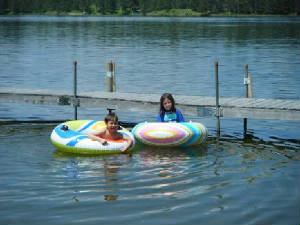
xmin=159 ymin=93 xmax=176 ymax=114
xmin=104 ymin=113 xmax=118 ymax=124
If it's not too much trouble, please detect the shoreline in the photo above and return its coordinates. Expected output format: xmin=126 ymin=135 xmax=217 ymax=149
xmin=1 ymin=10 xmax=299 ymax=18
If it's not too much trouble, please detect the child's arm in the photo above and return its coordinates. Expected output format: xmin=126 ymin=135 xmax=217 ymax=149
xmin=157 ymin=114 xmax=163 ymax=122
xmin=176 ymin=109 xmax=185 ymax=122
xmin=88 ymin=129 xmax=107 ymax=145
xmin=120 ymin=135 xmax=133 ymax=152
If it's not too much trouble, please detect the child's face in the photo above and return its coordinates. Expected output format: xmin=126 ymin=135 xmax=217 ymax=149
xmin=163 ymin=98 xmax=172 ymax=111
xmin=106 ymin=120 xmax=118 ymax=133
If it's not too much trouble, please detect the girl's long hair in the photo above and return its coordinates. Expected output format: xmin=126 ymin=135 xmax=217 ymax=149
xmin=159 ymin=93 xmax=176 ymax=115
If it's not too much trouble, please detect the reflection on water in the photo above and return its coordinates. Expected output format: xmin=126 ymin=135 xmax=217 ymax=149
xmin=52 ymin=133 xmax=299 ymax=208
xmin=0 ymin=123 xmax=298 ymax=224
xmin=54 ymin=150 xmax=133 ymax=202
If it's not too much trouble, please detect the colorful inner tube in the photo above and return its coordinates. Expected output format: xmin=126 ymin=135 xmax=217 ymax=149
xmin=132 ymin=122 xmax=208 ymax=147
xmin=50 ymin=120 xmax=135 ymax=154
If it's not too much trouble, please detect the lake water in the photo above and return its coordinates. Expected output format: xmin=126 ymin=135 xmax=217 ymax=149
xmin=0 ymin=16 xmax=299 ymax=225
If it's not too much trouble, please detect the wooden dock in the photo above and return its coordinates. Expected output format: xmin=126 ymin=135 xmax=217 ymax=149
xmin=0 ymin=88 xmax=299 ymax=121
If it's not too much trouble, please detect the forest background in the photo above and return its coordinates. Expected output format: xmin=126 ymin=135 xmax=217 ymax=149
xmin=0 ymin=0 xmax=299 ymax=16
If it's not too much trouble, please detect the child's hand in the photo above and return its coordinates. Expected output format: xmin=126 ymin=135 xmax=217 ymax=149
xmin=99 ymin=139 xmax=107 ymax=145
xmin=120 ymin=146 xmax=127 ymax=153
xmin=120 ymin=137 xmax=132 ymax=153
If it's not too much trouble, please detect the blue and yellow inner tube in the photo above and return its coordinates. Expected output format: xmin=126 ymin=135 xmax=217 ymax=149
xmin=50 ymin=120 xmax=135 ymax=154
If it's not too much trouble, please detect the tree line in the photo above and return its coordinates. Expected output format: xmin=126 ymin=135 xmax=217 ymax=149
xmin=0 ymin=0 xmax=299 ymax=15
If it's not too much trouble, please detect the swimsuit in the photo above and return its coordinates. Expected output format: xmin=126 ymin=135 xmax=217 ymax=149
xmin=157 ymin=109 xmax=185 ymax=122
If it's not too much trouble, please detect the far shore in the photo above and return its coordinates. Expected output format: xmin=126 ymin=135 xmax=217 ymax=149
xmin=1 ymin=9 xmax=299 ymax=18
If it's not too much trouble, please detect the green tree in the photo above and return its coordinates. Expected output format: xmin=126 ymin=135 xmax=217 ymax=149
xmin=0 ymin=0 xmax=299 ymax=15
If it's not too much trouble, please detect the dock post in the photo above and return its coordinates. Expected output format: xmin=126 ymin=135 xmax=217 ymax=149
xmin=106 ymin=61 xmax=116 ymax=92
xmin=73 ymin=61 xmax=78 ymax=120
xmin=247 ymin=74 xmax=253 ymax=98
xmin=215 ymin=61 xmax=220 ymax=137
xmin=243 ymin=64 xmax=249 ymax=135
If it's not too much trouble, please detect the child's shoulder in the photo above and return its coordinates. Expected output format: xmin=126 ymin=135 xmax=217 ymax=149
xmin=93 ymin=127 xmax=106 ymax=135
xmin=98 ymin=127 xmax=107 ymax=132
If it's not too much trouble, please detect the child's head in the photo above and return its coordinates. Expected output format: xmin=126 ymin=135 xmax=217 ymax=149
xmin=160 ymin=93 xmax=176 ymax=113
xmin=104 ymin=113 xmax=118 ymax=124
xmin=104 ymin=113 xmax=119 ymax=132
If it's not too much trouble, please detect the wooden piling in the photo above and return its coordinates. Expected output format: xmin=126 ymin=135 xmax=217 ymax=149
xmin=215 ymin=61 xmax=220 ymax=137
xmin=247 ymin=74 xmax=253 ymax=98
xmin=106 ymin=61 xmax=116 ymax=92
xmin=73 ymin=61 xmax=78 ymax=120
xmin=243 ymin=64 xmax=253 ymax=135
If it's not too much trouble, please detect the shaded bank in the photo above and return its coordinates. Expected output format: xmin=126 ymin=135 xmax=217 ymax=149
xmin=0 ymin=0 xmax=299 ymax=16
xmin=1 ymin=10 xmax=299 ymax=17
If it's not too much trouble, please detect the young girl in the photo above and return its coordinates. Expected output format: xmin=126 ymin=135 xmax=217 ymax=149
xmin=157 ymin=93 xmax=185 ymax=122
xmin=88 ymin=113 xmax=133 ymax=152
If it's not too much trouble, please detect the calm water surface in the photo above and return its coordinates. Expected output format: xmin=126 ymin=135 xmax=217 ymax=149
xmin=0 ymin=123 xmax=299 ymax=225
xmin=0 ymin=16 xmax=299 ymax=98
xmin=0 ymin=16 xmax=299 ymax=225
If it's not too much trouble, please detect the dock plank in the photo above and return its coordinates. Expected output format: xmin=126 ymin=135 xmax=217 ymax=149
xmin=0 ymin=88 xmax=299 ymax=121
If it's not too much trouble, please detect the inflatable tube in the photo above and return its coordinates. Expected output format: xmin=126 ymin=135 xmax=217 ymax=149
xmin=132 ymin=122 xmax=208 ymax=147
xmin=50 ymin=120 xmax=135 ymax=154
